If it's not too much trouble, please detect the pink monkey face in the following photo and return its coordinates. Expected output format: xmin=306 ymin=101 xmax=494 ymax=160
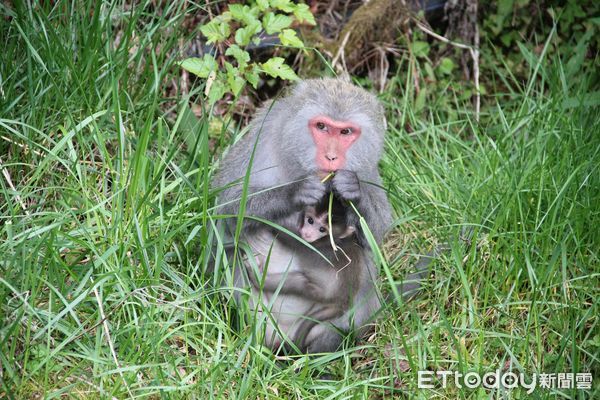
xmin=309 ymin=115 xmax=361 ymax=172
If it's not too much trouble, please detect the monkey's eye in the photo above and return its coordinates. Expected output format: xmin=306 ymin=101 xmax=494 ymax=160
xmin=307 ymin=217 xmax=314 ymax=224
xmin=316 ymin=122 xmax=327 ymax=131
xmin=319 ymin=227 xmax=326 ymax=233
xmin=340 ymin=128 xmax=352 ymax=135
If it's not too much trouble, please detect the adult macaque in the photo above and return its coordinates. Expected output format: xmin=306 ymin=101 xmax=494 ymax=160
xmin=213 ymin=78 xmax=395 ymax=353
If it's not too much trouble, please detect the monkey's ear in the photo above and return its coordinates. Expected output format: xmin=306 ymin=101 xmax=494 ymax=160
xmin=339 ymin=225 xmax=356 ymax=239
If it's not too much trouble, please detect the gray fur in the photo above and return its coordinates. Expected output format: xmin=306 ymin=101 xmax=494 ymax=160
xmin=213 ymin=79 xmax=394 ymax=353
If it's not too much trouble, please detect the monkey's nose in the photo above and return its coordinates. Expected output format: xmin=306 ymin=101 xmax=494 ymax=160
xmin=325 ymin=154 xmax=338 ymax=161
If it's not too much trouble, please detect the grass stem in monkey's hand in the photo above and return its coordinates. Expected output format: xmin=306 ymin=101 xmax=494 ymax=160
xmin=321 ymin=172 xmax=335 ymax=183
xmin=319 ymin=173 xmax=336 ymax=250
xmin=327 ymin=191 xmax=338 ymax=251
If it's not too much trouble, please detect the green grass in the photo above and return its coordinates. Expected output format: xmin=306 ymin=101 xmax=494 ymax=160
xmin=1 ymin=1 xmax=599 ymax=398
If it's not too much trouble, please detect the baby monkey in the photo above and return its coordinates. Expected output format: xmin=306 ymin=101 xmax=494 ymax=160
xmin=299 ymin=205 xmax=356 ymax=243
xmin=246 ymin=198 xmax=356 ymax=276
xmin=245 ymin=200 xmax=360 ymax=352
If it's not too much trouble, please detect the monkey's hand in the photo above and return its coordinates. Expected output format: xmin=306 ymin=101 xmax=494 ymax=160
xmin=294 ymin=175 xmax=328 ymax=207
xmin=344 ymin=211 xmax=360 ymax=234
xmin=332 ymin=170 xmax=361 ymax=203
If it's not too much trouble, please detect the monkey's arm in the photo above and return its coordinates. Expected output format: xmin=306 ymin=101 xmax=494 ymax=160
xmin=217 ymin=183 xmax=298 ymax=232
xmin=218 ymin=175 xmax=327 ymax=234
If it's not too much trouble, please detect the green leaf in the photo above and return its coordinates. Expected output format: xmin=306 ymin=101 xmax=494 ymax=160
xmin=229 ymin=4 xmax=249 ymax=20
xmin=438 ymin=57 xmax=455 ymax=75
xmin=224 ymin=63 xmax=245 ymax=96
xmin=256 ymin=0 xmax=270 ymax=12
xmin=218 ymin=12 xmax=233 ymax=23
xmin=225 ymin=45 xmax=250 ymax=68
xmin=228 ymin=73 xmax=246 ymax=96
xmin=412 ymin=41 xmax=430 ymax=58
xmin=179 ymin=54 xmax=218 ymax=78
xmin=279 ymin=29 xmax=304 ymax=48
xmin=208 ymin=75 xmax=228 ymax=104
xmin=497 ymin=0 xmax=514 ymax=18
xmin=269 ymin=0 xmax=294 ymax=13
xmin=459 ymin=88 xmax=472 ymax=101
xmin=224 ymin=61 xmax=236 ymax=75
xmin=293 ymin=3 xmax=316 ymax=25
xmin=235 ymin=20 xmax=262 ymax=46
xmin=261 ymin=57 xmax=298 ymax=80
xmin=229 ymin=4 xmax=260 ymax=26
xmin=501 ymin=32 xmax=515 ymax=47
xmin=490 ymin=14 xmax=505 ymax=35
xmin=244 ymin=65 xmax=261 ymax=88
xmin=262 ymin=12 xmax=293 ymax=35
xmin=200 ymin=19 xmax=230 ymax=44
